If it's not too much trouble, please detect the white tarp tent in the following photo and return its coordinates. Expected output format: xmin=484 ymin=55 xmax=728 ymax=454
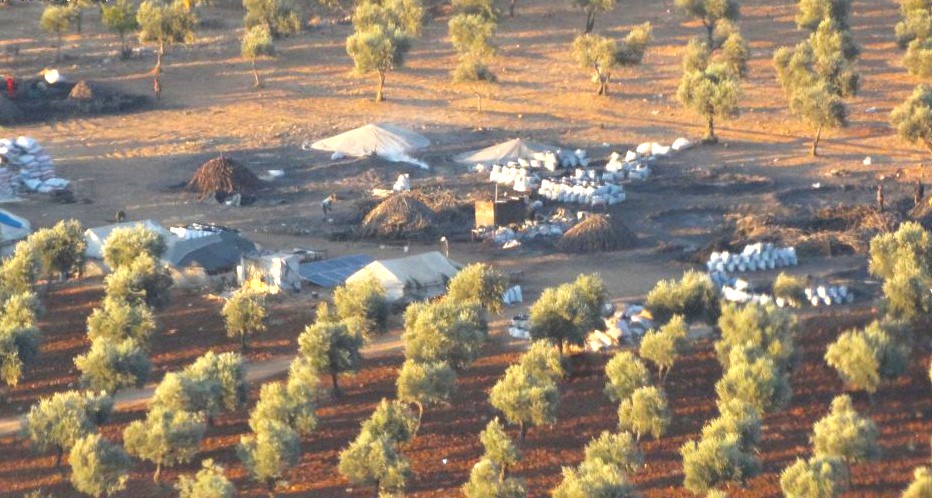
xmin=345 ymin=251 xmax=460 ymax=303
xmin=0 ymin=209 xmax=30 ymax=256
xmin=455 ymin=138 xmax=558 ymax=165
xmin=310 ymin=123 xmax=430 ymax=169
xmin=84 ymin=220 xmax=171 ymax=260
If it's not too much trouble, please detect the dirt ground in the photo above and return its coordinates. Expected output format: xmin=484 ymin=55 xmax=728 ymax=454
xmin=1 ymin=0 xmax=931 ymax=495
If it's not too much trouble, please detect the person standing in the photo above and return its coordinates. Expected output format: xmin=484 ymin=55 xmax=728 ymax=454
xmin=153 ymin=75 xmax=161 ymax=101
xmin=915 ymin=180 xmax=925 ymax=207
xmin=321 ymin=193 xmax=335 ymax=217
xmin=877 ymin=183 xmax=885 ymax=212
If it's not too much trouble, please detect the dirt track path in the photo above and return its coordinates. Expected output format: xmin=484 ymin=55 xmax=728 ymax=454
xmin=0 ymin=340 xmax=407 ymax=439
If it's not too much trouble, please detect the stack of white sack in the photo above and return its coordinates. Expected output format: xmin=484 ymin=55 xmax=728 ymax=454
xmin=803 ymin=285 xmax=854 ymax=307
xmin=706 ymin=243 xmax=798 ymax=273
xmin=537 ymin=176 xmax=625 ymax=206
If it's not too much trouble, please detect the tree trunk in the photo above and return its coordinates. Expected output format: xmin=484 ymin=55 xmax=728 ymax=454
xmin=252 ymin=58 xmax=261 ymax=88
xmin=375 ymin=71 xmax=385 ymax=102
xmin=56 ymin=32 xmax=62 ymax=62
xmin=267 ymin=478 xmax=277 ymax=498
xmin=518 ymin=420 xmax=527 ymax=441
xmin=585 ymin=10 xmax=596 ymax=33
xmin=76 ymin=10 xmax=82 ymax=34
xmin=55 ymin=446 xmax=64 ymax=468
xmin=705 ymin=114 xmax=716 ymax=142
xmin=413 ymin=401 xmax=424 ymax=437
xmin=331 ymin=370 xmax=340 ymax=396
xmin=119 ymin=32 xmax=127 ymax=59
xmin=153 ymin=461 xmax=161 ymax=483
xmin=155 ymin=40 xmax=164 ymax=75
xmin=811 ymin=124 xmax=823 ymax=157
xmin=241 ymin=334 xmax=248 ymax=353
xmin=509 ymin=0 xmax=516 ymax=16
xmin=558 ymin=338 xmax=565 ymax=360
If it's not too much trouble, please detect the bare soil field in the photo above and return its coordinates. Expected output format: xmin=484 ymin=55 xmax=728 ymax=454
xmin=1 ymin=0 xmax=932 ymax=495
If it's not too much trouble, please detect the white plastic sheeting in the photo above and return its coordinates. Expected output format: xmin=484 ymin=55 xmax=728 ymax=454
xmin=310 ymin=124 xmax=430 ymax=169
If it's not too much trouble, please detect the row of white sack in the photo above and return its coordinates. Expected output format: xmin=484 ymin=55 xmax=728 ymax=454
xmin=502 ymin=285 xmax=523 ymax=305
xmin=22 ymin=177 xmax=69 ymax=192
xmin=540 ymin=180 xmax=624 ymax=196
xmin=0 ymin=136 xmax=44 ymax=155
xmin=537 ymin=190 xmax=626 ymax=206
xmin=707 ymin=250 xmax=798 ymax=273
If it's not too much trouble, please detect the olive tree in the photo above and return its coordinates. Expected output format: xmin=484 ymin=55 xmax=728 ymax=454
xmin=703 ymin=398 xmax=762 ymax=451
xmin=868 ymin=222 xmax=932 ymax=322
xmin=552 ymin=459 xmax=636 ymax=498
xmin=74 ymin=338 xmax=151 ymax=393
xmin=903 ymin=466 xmax=932 ymax=498
xmin=222 ymin=287 xmax=269 ymax=352
xmin=347 ymin=0 xmax=423 ymax=102
xmin=25 ymin=220 xmax=86 ymax=285
xmin=584 ymin=431 xmax=643 ymax=473
xmin=680 ymin=432 xmax=760 ymax=494
xmin=449 ymin=14 xmax=498 ymax=112
xmin=572 ymin=23 xmax=652 ymax=96
xmin=678 ymin=62 xmax=740 ymax=143
xmin=462 ymin=458 xmax=526 ymax=498
xmin=0 ymin=291 xmax=39 ymax=330
xmin=298 ymin=320 xmax=362 ymax=395
xmin=519 ymin=339 xmax=564 ymax=384
xmin=645 ymin=270 xmax=719 ymax=324
xmin=892 ymin=85 xmax=932 ymax=158
xmin=176 ymin=459 xmax=236 ymax=498
xmin=123 ymin=406 xmax=206 ymax=482
xmin=446 ymin=263 xmax=507 ymax=315
xmin=528 ymin=274 xmax=606 ymax=356
xmin=617 ymin=386 xmax=671 ymax=441
xmin=104 ymin=253 xmax=173 ymax=310
xmin=715 ymin=346 xmax=792 ymax=414
xmin=333 ymin=275 xmax=389 ymax=338
xmin=152 ymin=352 xmax=247 ymax=419
xmin=101 ymin=0 xmax=139 ymax=58
xmin=402 ymin=299 xmax=487 ymax=370
xmin=779 ymin=456 xmax=847 ymax=498
xmin=360 ymin=398 xmax=419 ymax=444
xmin=242 ymin=25 xmax=275 ymax=88
xmin=396 ymin=359 xmax=456 ymax=424
xmin=603 ymin=351 xmax=651 ymax=403
xmin=25 ymin=391 xmax=113 ymax=468
xmin=237 ymin=419 xmax=301 ymax=498
xmin=137 ymin=0 xmax=197 ymax=94
xmin=812 ymin=395 xmax=879 ymax=474
xmin=0 ymin=318 xmax=41 ymax=393
xmin=715 ymin=302 xmax=797 ymax=371
xmin=248 ymin=357 xmax=319 ymax=435
xmin=639 ymin=314 xmax=688 ymax=382
xmin=86 ymin=296 xmax=157 ymax=347
xmin=571 ymin=0 xmax=614 ymax=33
xmin=796 ymin=0 xmax=851 ymax=31
xmin=825 ymin=321 xmax=909 ymax=398
xmin=40 ymin=5 xmax=71 ymax=62
xmin=489 ymin=363 xmax=558 ymax=440
xmin=338 ymin=431 xmax=411 ymax=497
xmin=243 ymin=0 xmax=302 ymax=38
xmin=674 ymin=0 xmax=740 ymax=46
xmin=102 ymin=226 xmax=166 ymax=271
xmin=69 ymin=434 xmax=131 ymax=498
xmin=479 ymin=417 xmax=520 ymax=477
xmin=0 ymin=243 xmax=40 ymax=301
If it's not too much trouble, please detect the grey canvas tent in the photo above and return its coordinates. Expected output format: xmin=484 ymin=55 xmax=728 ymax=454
xmin=310 ymin=123 xmax=430 ymax=168
xmin=455 ymin=138 xmax=558 ymax=165
xmin=164 ymin=231 xmax=257 ymax=274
